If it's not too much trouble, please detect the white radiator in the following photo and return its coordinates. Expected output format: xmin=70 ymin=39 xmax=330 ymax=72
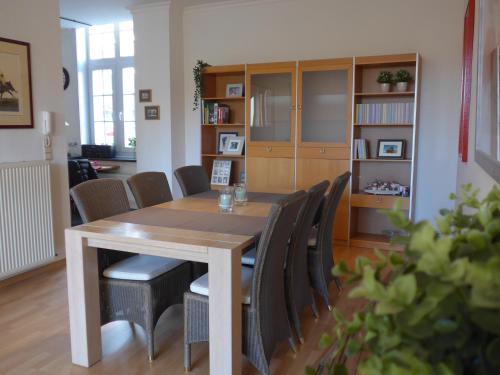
xmin=0 ymin=161 xmax=55 ymax=279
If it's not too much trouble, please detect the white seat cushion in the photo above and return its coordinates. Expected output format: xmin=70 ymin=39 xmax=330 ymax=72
xmin=103 ymin=255 xmax=186 ymax=281
xmin=241 ymin=247 xmax=257 ymax=266
xmin=190 ymin=266 xmax=254 ymax=304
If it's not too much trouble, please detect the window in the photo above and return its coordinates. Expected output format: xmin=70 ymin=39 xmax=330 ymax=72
xmin=86 ymin=22 xmax=135 ymax=156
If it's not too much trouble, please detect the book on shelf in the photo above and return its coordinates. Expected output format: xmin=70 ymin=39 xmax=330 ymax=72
xmin=353 ymin=139 xmax=368 ymax=159
xmin=355 ymin=102 xmax=414 ymax=124
xmin=203 ymin=103 xmax=230 ymax=124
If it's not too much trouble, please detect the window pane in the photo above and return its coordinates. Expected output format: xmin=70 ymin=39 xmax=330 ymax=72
xmin=124 ymin=122 xmax=136 ymax=148
xmin=122 ymin=67 xmax=134 ymax=94
xmin=123 ymin=95 xmax=135 ymax=121
xmin=89 ymin=24 xmax=115 ymax=60
xmin=93 ymin=96 xmax=104 ymax=121
xmin=105 ymin=122 xmax=114 ymax=145
xmin=103 ymin=95 xmax=113 ymax=121
xmin=120 ymin=29 xmax=134 ymax=57
xmin=94 ymin=121 xmax=105 ymax=145
xmin=103 ymin=70 xmax=113 ymax=95
xmin=92 ymin=70 xmax=103 ymax=95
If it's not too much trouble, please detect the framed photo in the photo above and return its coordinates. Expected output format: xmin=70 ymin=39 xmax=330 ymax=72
xmin=218 ymin=132 xmax=238 ymax=154
xmin=211 ymin=160 xmax=232 ymax=186
xmin=145 ymin=105 xmax=160 ymax=120
xmin=0 ymin=37 xmax=33 ymax=129
xmin=139 ymin=89 xmax=152 ymax=103
xmin=226 ymin=83 xmax=243 ymax=97
xmin=376 ymin=139 xmax=405 ymax=159
xmin=223 ymin=136 xmax=245 ymax=155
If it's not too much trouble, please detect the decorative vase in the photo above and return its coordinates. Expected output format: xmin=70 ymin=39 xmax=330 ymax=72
xmin=396 ymin=82 xmax=408 ymax=92
xmin=380 ymin=83 xmax=391 ymax=92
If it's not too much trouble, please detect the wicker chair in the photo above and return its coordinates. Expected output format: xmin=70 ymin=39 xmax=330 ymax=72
xmin=308 ymin=172 xmax=351 ymax=310
xmin=127 ymin=171 xmax=173 ymax=208
xmin=184 ymin=191 xmax=307 ymax=375
xmin=174 ymin=165 xmax=210 ymax=197
xmin=70 ymin=178 xmax=193 ymax=361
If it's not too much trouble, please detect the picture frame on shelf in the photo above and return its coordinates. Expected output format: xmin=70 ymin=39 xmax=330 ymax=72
xmin=139 ymin=89 xmax=152 ymax=103
xmin=0 ymin=37 xmax=33 ymax=129
xmin=376 ymin=139 xmax=406 ymax=159
xmin=145 ymin=105 xmax=160 ymax=120
xmin=226 ymin=83 xmax=244 ymax=97
xmin=223 ymin=136 xmax=245 ymax=155
xmin=211 ymin=160 xmax=232 ymax=186
xmin=218 ymin=132 xmax=238 ymax=154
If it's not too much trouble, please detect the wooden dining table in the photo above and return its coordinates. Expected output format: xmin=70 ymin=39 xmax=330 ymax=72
xmin=65 ymin=191 xmax=284 ymax=374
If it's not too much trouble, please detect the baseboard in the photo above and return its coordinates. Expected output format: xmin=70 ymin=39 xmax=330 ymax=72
xmin=0 ymin=259 xmax=66 ymax=289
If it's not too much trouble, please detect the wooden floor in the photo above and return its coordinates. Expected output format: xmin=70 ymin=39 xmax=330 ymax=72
xmin=0 ymin=246 xmax=377 ymax=375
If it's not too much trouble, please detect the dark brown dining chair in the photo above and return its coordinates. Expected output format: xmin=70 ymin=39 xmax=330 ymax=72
xmin=127 ymin=171 xmax=173 ymax=208
xmin=174 ymin=165 xmax=210 ymax=197
xmin=308 ymin=172 xmax=351 ymax=310
xmin=70 ymin=178 xmax=192 ymax=361
xmin=183 ymin=191 xmax=307 ymax=375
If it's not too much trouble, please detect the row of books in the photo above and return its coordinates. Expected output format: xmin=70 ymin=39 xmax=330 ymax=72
xmin=203 ymin=103 xmax=230 ymax=124
xmin=353 ymin=138 xmax=369 ymax=159
xmin=355 ymin=103 xmax=414 ymax=124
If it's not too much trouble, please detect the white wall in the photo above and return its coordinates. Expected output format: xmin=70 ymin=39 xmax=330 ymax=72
xmin=61 ymin=28 xmax=81 ymax=156
xmin=131 ymin=2 xmax=174 ymax=187
xmin=183 ymin=0 xmax=466 ymax=221
xmin=0 ymin=0 xmax=70 ymax=258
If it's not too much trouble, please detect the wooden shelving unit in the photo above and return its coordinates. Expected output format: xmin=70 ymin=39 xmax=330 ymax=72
xmin=350 ymin=53 xmax=420 ymax=250
xmin=200 ymin=65 xmax=246 ymax=188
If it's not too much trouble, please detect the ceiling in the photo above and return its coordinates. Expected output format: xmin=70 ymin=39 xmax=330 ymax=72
xmin=59 ymin=0 xmax=236 ymax=28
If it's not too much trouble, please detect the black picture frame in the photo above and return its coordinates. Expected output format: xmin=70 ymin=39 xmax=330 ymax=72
xmin=376 ymin=139 xmax=406 ymax=159
xmin=217 ymin=132 xmax=238 ymax=154
xmin=139 ymin=89 xmax=152 ymax=103
xmin=145 ymin=105 xmax=160 ymax=120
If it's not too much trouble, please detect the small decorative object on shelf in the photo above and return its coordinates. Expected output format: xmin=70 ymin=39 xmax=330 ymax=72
xmin=376 ymin=70 xmax=393 ymax=92
xmin=192 ymin=59 xmax=210 ymax=110
xmin=226 ymin=83 xmax=244 ymax=97
xmin=218 ymin=132 xmax=238 ymax=154
xmin=223 ymin=136 xmax=245 ymax=155
xmin=394 ymin=69 xmax=412 ymax=92
xmin=211 ymin=160 xmax=232 ymax=186
xmin=218 ymin=186 xmax=234 ymax=212
xmin=240 ymin=171 xmax=246 ymax=183
xmin=138 ymin=89 xmax=152 ymax=103
xmin=376 ymin=139 xmax=405 ymax=159
xmin=233 ymin=183 xmax=247 ymax=205
xmin=364 ymin=179 xmax=408 ymax=196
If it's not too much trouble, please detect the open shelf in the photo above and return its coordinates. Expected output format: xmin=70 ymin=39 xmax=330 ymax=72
xmin=350 ymin=233 xmax=404 ymax=251
xmin=202 ymin=123 xmax=245 ymax=127
xmin=202 ymin=154 xmax=245 ymax=159
xmin=351 ymin=193 xmax=410 ymax=210
xmin=355 ymin=91 xmax=415 ymax=97
xmin=202 ymin=97 xmax=245 ymax=101
xmin=353 ymin=158 xmax=412 ymax=162
xmin=353 ymin=123 xmax=413 ymax=127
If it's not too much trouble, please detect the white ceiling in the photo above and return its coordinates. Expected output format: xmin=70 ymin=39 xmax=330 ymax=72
xmin=59 ymin=0 xmax=236 ymax=28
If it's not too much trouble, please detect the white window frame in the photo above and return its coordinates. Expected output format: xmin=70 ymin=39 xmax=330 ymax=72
xmin=86 ymin=23 xmax=135 ymax=158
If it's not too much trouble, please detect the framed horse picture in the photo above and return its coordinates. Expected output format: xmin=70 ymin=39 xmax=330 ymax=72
xmin=0 ymin=37 xmax=33 ymax=129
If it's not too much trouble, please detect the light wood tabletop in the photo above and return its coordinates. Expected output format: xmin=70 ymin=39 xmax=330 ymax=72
xmin=65 ymin=192 xmax=280 ymax=375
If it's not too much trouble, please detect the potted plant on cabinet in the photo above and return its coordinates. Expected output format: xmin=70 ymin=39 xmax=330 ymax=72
xmin=307 ymin=184 xmax=500 ymax=375
xmin=394 ymin=69 xmax=412 ymax=92
xmin=377 ymin=71 xmax=393 ymax=92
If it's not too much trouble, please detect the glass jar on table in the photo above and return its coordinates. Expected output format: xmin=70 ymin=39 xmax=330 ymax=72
xmin=233 ymin=183 xmax=248 ymax=205
xmin=218 ymin=186 xmax=234 ymax=212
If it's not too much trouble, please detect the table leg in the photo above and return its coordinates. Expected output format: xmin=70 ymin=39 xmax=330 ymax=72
xmin=65 ymin=230 xmax=101 ymax=367
xmin=208 ymin=246 xmax=242 ymax=374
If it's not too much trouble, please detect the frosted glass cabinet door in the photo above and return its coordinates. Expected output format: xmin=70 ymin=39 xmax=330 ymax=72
xmin=249 ymin=72 xmax=293 ymax=143
xmin=300 ymin=68 xmax=350 ymax=145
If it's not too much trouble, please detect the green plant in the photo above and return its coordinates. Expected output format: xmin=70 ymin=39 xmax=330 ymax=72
xmin=377 ymin=71 xmax=393 ymax=84
xmin=307 ymin=184 xmax=500 ymax=375
xmin=192 ymin=59 xmax=210 ymax=111
xmin=395 ymin=69 xmax=412 ymax=83
xmin=128 ymin=137 xmax=136 ymax=148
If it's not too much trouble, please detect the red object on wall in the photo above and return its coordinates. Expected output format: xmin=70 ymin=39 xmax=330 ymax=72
xmin=459 ymin=0 xmax=475 ymax=162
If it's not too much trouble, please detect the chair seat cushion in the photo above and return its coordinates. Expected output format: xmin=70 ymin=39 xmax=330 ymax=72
xmin=241 ymin=247 xmax=257 ymax=266
xmin=190 ymin=266 xmax=254 ymax=304
xmin=103 ymin=254 xmax=186 ymax=281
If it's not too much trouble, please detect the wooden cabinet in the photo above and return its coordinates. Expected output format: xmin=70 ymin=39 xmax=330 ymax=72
xmin=246 ymin=157 xmax=294 ymax=193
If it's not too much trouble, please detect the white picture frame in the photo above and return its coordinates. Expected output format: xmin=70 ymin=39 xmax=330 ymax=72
xmin=211 ymin=160 xmax=232 ymax=186
xmin=226 ymin=83 xmax=243 ymax=97
xmin=223 ymin=136 xmax=245 ymax=155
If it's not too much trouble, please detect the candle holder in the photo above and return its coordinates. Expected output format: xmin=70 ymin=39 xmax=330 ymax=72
xmin=218 ymin=186 xmax=234 ymax=212
xmin=233 ymin=183 xmax=248 ymax=205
